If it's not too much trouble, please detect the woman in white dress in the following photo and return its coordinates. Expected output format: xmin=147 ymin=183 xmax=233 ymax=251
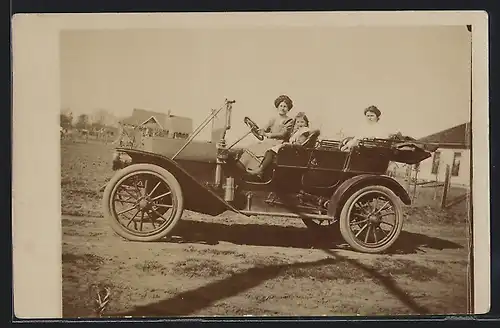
xmin=341 ymin=105 xmax=390 ymax=152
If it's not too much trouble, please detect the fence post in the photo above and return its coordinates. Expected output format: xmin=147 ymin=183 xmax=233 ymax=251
xmin=440 ymin=164 xmax=451 ymax=209
xmin=412 ymin=164 xmax=419 ymax=203
xmin=406 ymin=165 xmax=412 ymax=193
xmin=433 ymin=171 xmax=439 ymax=200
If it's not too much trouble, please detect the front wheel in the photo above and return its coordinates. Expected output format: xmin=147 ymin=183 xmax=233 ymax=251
xmin=339 ymin=185 xmax=403 ymax=254
xmin=102 ymin=163 xmax=184 ymax=242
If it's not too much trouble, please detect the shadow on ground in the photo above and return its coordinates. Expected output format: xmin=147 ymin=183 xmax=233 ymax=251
xmin=162 ymin=219 xmax=463 ymax=255
xmin=107 ymin=249 xmax=431 ymax=318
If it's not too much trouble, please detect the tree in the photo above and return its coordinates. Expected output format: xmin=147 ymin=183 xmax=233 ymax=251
xmin=91 ymin=108 xmax=110 ymax=130
xmin=92 ymin=108 xmax=120 ymax=128
xmin=75 ymin=114 xmax=90 ymax=130
xmin=60 ymin=112 xmax=73 ymax=129
xmin=60 ymin=108 xmax=73 ymax=129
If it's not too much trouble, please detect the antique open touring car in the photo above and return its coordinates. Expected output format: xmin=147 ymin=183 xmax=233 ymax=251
xmin=102 ymin=99 xmax=435 ymax=254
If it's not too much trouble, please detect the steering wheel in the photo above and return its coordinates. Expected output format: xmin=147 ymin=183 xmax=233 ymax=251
xmin=244 ymin=116 xmax=265 ymax=141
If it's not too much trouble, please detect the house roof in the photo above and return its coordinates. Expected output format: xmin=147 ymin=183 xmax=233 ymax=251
xmin=120 ymin=108 xmax=170 ymax=127
xmin=119 ymin=107 xmax=194 ymax=134
xmin=418 ymin=122 xmax=471 ymax=149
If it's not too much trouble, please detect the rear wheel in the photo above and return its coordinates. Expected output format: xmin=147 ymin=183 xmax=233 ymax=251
xmin=339 ymin=185 xmax=403 ymax=254
xmin=102 ymin=163 xmax=184 ymax=242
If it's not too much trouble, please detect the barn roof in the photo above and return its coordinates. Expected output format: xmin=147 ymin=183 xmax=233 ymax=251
xmin=418 ymin=122 xmax=471 ymax=149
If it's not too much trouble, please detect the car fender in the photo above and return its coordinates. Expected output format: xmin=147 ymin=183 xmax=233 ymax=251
xmin=327 ymin=174 xmax=411 ymax=218
xmin=114 ymin=148 xmax=240 ymax=216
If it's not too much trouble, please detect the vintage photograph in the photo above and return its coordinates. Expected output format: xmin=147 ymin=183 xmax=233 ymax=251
xmin=57 ymin=23 xmax=476 ymax=317
xmin=13 ymin=12 xmax=490 ymax=319
xmin=8 ymin=12 xmax=490 ymax=319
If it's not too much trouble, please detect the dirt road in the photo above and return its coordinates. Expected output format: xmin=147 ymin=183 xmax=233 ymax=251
xmin=62 ymin=210 xmax=470 ymax=317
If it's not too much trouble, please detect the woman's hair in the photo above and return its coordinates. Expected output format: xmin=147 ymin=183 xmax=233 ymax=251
xmin=364 ymin=105 xmax=381 ymax=118
xmin=274 ymin=94 xmax=293 ymax=110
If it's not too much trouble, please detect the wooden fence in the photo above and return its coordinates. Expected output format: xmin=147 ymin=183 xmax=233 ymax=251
xmin=395 ymin=163 xmax=470 ymax=209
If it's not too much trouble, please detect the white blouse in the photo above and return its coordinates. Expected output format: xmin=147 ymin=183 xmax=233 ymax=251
xmin=350 ymin=119 xmax=393 ymax=140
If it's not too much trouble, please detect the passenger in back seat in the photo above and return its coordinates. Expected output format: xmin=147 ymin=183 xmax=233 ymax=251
xmin=341 ymin=105 xmax=390 ymax=152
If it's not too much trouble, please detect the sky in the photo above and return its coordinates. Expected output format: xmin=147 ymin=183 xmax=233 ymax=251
xmin=60 ymin=25 xmax=471 ymax=144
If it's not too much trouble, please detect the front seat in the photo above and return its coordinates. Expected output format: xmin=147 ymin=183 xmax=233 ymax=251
xmin=300 ymin=129 xmax=321 ymax=148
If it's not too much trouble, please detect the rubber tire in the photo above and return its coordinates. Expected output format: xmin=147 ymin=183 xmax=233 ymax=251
xmin=339 ymin=185 xmax=403 ymax=254
xmin=102 ymin=163 xmax=184 ymax=242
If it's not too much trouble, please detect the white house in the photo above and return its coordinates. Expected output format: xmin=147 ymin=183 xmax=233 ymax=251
xmin=416 ymin=122 xmax=471 ymax=187
xmin=120 ymin=108 xmax=193 ymax=139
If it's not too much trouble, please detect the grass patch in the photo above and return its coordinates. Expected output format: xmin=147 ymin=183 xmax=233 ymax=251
xmin=62 ymin=218 xmax=96 ymax=227
xmin=134 ymin=260 xmax=168 ymax=274
xmin=172 ymin=258 xmax=237 ymax=278
xmin=184 ymin=246 xmax=247 ymax=259
xmin=88 ymin=231 xmax=106 ymax=237
xmin=61 ymin=141 xmax=115 ymax=217
xmin=243 ymin=255 xmax=289 ymax=267
xmin=280 ymin=261 xmax=368 ymax=283
xmin=195 ymin=249 xmax=239 ymax=256
xmin=62 ymin=253 xmax=105 ymax=271
xmin=404 ymin=205 xmax=468 ymax=225
xmin=373 ymin=259 xmax=439 ymax=282
xmin=261 ymin=258 xmax=442 ymax=284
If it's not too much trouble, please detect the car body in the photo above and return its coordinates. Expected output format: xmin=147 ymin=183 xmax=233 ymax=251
xmin=102 ymin=99 xmax=435 ymax=254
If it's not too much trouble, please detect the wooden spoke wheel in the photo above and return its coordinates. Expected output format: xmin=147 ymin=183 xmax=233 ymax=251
xmin=339 ymin=185 xmax=403 ymax=253
xmin=102 ymin=164 xmax=184 ymax=242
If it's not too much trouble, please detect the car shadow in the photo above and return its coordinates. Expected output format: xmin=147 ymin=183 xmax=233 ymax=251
xmin=106 ymin=249 xmax=431 ymax=318
xmin=108 ymin=257 xmax=339 ymax=317
xmin=388 ymin=231 xmax=464 ymax=255
xmin=162 ymin=219 xmax=463 ymax=255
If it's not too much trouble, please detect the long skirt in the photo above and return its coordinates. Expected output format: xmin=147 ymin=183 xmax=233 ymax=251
xmin=238 ymin=139 xmax=282 ymax=171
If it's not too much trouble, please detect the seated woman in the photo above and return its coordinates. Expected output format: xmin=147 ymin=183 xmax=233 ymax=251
xmin=341 ymin=105 xmax=391 ymax=152
xmin=259 ymin=94 xmax=295 ymax=142
xmin=247 ymin=111 xmax=312 ymax=179
xmin=238 ymin=95 xmax=295 ymax=170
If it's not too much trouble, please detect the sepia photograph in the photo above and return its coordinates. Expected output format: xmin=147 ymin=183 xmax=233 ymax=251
xmin=12 ymin=12 xmax=490 ymax=319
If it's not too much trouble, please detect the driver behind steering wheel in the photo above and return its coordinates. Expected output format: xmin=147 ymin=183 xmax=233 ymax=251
xmin=258 ymin=94 xmax=295 ymax=142
xmin=247 ymin=111 xmax=311 ymax=179
xmin=240 ymin=95 xmax=294 ymax=179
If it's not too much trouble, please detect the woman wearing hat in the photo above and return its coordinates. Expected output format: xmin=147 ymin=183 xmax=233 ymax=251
xmin=341 ymin=105 xmax=389 ymax=151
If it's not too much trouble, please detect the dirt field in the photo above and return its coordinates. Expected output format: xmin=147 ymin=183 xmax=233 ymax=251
xmin=61 ymin=140 xmax=472 ymax=317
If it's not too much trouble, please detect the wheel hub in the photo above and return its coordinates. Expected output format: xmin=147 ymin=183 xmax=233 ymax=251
xmin=138 ymin=197 xmax=150 ymax=210
xmin=368 ymin=214 xmax=381 ymax=225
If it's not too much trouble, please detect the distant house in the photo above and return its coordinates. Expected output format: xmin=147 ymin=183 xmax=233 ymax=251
xmin=120 ymin=108 xmax=193 ymax=138
xmin=416 ymin=122 xmax=471 ymax=187
xmin=102 ymin=125 xmax=120 ymax=138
